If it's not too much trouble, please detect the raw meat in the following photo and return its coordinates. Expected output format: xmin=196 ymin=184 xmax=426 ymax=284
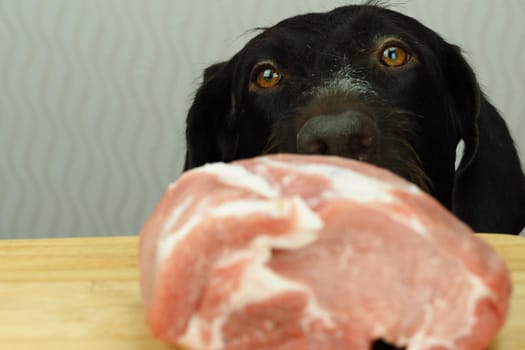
xmin=139 ymin=154 xmax=511 ymax=350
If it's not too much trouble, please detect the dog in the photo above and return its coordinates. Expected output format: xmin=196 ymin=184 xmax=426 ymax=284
xmin=183 ymin=4 xmax=525 ymax=234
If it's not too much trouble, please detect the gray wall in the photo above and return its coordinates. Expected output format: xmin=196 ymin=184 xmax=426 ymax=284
xmin=1 ymin=0 xmax=524 ymax=238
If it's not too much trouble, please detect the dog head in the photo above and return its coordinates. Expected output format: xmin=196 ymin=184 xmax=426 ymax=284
xmin=184 ymin=5 xmax=525 ymax=233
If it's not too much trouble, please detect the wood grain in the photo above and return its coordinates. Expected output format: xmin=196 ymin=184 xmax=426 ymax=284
xmin=0 ymin=234 xmax=523 ymax=350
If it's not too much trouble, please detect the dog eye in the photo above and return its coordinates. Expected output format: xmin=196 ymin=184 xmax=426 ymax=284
xmin=254 ymin=66 xmax=282 ymax=89
xmin=381 ymin=46 xmax=410 ymax=67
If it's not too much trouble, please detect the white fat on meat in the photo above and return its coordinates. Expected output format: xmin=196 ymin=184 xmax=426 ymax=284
xmin=158 ymin=195 xmax=322 ymax=265
xmin=179 ymin=250 xmax=334 ymax=349
xmin=211 ymin=196 xmax=323 ymax=249
xmin=178 ymin=196 xmax=328 ymax=349
xmin=259 ymin=158 xmax=428 ymax=236
xmin=200 ymin=162 xmax=279 ymax=198
xmin=259 ymin=157 xmax=420 ymax=202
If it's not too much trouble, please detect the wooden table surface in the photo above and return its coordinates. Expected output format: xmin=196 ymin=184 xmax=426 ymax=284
xmin=0 ymin=234 xmax=523 ymax=350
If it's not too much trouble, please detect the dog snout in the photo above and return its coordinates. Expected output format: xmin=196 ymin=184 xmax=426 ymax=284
xmin=296 ymin=111 xmax=378 ymax=161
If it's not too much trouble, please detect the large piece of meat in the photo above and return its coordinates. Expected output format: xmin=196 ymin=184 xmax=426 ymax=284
xmin=139 ymin=154 xmax=511 ymax=350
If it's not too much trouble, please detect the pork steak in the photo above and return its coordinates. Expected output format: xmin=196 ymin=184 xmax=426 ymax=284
xmin=139 ymin=154 xmax=511 ymax=350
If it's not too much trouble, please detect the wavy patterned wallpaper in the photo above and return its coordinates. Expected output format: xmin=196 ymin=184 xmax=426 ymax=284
xmin=1 ymin=0 xmax=524 ymax=238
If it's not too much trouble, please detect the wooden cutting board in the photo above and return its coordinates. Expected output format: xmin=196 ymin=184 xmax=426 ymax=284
xmin=0 ymin=234 xmax=523 ymax=350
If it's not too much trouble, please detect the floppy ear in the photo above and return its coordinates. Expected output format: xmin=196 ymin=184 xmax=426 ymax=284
xmin=446 ymin=45 xmax=525 ymax=234
xmin=183 ymin=62 xmax=239 ymax=170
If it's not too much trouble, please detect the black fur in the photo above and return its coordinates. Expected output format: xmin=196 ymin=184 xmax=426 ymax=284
xmin=184 ymin=5 xmax=525 ymax=234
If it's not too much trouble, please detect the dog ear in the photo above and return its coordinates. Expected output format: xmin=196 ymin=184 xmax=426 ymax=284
xmin=445 ymin=45 xmax=525 ymax=234
xmin=183 ymin=62 xmax=238 ymax=170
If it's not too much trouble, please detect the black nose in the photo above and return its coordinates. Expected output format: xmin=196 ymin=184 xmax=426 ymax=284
xmin=296 ymin=111 xmax=378 ymax=161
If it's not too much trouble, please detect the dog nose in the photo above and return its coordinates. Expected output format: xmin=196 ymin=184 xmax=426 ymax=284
xmin=296 ymin=111 xmax=378 ymax=161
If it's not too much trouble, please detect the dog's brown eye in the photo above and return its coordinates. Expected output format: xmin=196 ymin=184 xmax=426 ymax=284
xmin=381 ymin=46 xmax=410 ymax=67
xmin=255 ymin=67 xmax=282 ymax=89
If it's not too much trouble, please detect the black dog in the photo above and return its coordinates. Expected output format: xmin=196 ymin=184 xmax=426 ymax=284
xmin=183 ymin=4 xmax=525 ymax=234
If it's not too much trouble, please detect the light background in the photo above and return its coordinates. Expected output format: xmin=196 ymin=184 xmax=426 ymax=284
xmin=1 ymin=0 xmax=524 ymax=238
